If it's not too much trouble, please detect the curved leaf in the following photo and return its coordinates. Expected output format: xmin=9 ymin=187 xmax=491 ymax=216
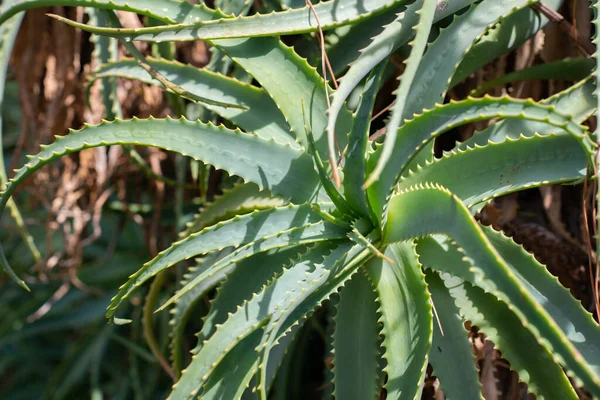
xmin=368 ymin=96 xmax=596 ymax=221
xmin=253 ymin=242 xmax=372 ymax=399
xmin=332 ymin=271 xmax=379 ymax=400
xmin=0 ymin=0 xmax=218 ymax=26
xmin=400 ymin=133 xmax=588 ymax=209
xmin=436 ymin=271 xmax=579 ymax=400
xmin=157 ymin=218 xmax=348 ymax=314
xmin=91 ymin=58 xmax=292 ymax=142
xmin=325 ymin=0 xmax=478 ymax=158
xmin=107 ymin=203 xmax=347 ymax=321
xmin=169 ymin=242 xmax=369 ymax=399
xmin=450 ymin=0 xmax=562 ymax=87
xmin=51 ymin=0 xmax=408 ymax=41
xmin=196 ymin=247 xmax=307 ymax=400
xmin=51 ymin=0 xmax=406 ymax=42
xmin=363 ymin=0 xmax=437 ymax=188
xmin=365 ymin=241 xmax=432 ymax=400
xmin=169 ymin=249 xmax=233 ymax=377
xmin=425 ymin=271 xmax=482 ymax=400
xmin=0 ymin=117 xmax=321 ymax=211
xmin=386 ymin=184 xmax=600 ymax=396
xmin=458 ymin=76 xmax=596 ymax=149
xmin=181 ymin=183 xmax=284 ymax=238
xmin=342 ymin=61 xmax=387 ymax=221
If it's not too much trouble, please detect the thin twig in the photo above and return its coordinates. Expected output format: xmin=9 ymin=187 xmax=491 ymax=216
xmin=306 ymin=0 xmax=342 ymax=186
xmin=530 ymin=2 xmax=594 ymax=56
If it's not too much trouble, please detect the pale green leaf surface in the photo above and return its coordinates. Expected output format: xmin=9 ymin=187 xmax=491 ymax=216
xmin=326 ymin=0 xmax=477 ymax=170
xmin=425 ymin=271 xmax=482 ymax=400
xmin=169 ymin=249 xmax=233 ymax=377
xmin=253 ymin=242 xmax=372 ymax=399
xmin=332 ymin=271 xmax=379 ymax=400
xmin=368 ymin=97 xmax=596 ymax=221
xmin=366 ymin=241 xmax=432 ymax=400
xmin=0 ymin=0 xmax=218 ymax=26
xmin=50 ymin=0 xmax=409 ymax=41
xmin=458 ymin=76 xmax=596 ymax=149
xmin=169 ymin=242 xmax=367 ymax=399
xmin=159 ymin=218 xmax=349 ymax=313
xmin=181 ymin=183 xmax=284 ymax=238
xmin=91 ymin=59 xmax=292 ymax=142
xmin=342 ymin=62 xmax=387 ymax=220
xmin=386 ymin=185 xmax=600 ymax=396
xmin=399 ymin=134 xmax=588 ymax=209
xmin=438 ymin=272 xmax=579 ymax=400
xmin=108 ymin=204 xmax=347 ymax=321
xmin=364 ymin=0 xmax=437 ymax=188
xmin=450 ymin=0 xmax=562 ymax=87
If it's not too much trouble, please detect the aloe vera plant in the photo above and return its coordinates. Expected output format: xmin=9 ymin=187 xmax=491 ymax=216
xmin=1 ymin=0 xmax=600 ymax=398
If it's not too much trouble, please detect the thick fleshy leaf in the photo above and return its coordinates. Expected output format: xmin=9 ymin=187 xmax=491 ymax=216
xmin=368 ymin=96 xmax=596 ymax=221
xmin=0 ymin=0 xmax=218 ymax=26
xmin=181 ymin=183 xmax=284 ymax=238
xmin=450 ymin=0 xmax=562 ymax=87
xmin=435 ymin=270 xmax=579 ymax=400
xmin=385 ymin=184 xmax=600 ymax=396
xmin=195 ymin=247 xmax=308 ymax=399
xmin=400 ymin=133 xmax=588 ymax=209
xmin=332 ymin=271 xmax=379 ymax=400
xmin=342 ymin=61 xmax=386 ymax=220
xmin=253 ymin=242 xmax=372 ymax=399
xmin=91 ymin=59 xmax=292 ymax=142
xmin=107 ymin=204 xmax=348 ymax=321
xmin=366 ymin=241 xmax=432 ymax=400
xmin=169 ymin=242 xmax=370 ymax=399
xmin=425 ymin=271 xmax=482 ymax=400
xmin=50 ymin=0 xmax=408 ymax=41
xmin=458 ymin=76 xmax=596 ymax=149
xmin=169 ymin=249 xmax=233 ymax=377
xmin=364 ymin=0 xmax=437 ymax=188
xmin=325 ymin=0 xmax=478 ymax=157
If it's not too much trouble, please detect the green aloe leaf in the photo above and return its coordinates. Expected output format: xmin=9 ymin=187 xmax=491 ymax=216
xmin=325 ymin=0 xmax=478 ymax=159
xmin=365 ymin=241 xmax=432 ymax=400
xmin=458 ymin=76 xmax=596 ymax=149
xmin=425 ymin=271 xmax=483 ymax=400
xmin=385 ymin=185 xmax=600 ymax=396
xmin=368 ymin=96 xmax=596 ymax=221
xmin=400 ymin=133 xmax=588 ymax=209
xmin=364 ymin=0 xmax=437 ymax=188
xmin=342 ymin=61 xmax=386 ymax=221
xmin=158 ymin=219 xmax=347 ymax=315
xmin=181 ymin=183 xmax=284 ymax=238
xmin=450 ymin=0 xmax=562 ymax=87
xmin=252 ymin=242 xmax=372 ymax=400
xmin=107 ymin=204 xmax=348 ymax=321
xmin=435 ymin=271 xmax=579 ymax=400
xmin=332 ymin=271 xmax=379 ymax=400
xmin=470 ymin=58 xmax=594 ymax=97
xmin=169 ymin=249 xmax=233 ymax=378
xmin=196 ymin=247 xmax=307 ymax=399
xmin=0 ymin=0 xmax=218 ymax=26
xmin=90 ymin=59 xmax=292 ymax=142
xmin=402 ymin=0 xmax=540 ymax=122
xmin=170 ymin=242 xmax=370 ymax=399
xmin=49 ymin=0 xmax=408 ymax=41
